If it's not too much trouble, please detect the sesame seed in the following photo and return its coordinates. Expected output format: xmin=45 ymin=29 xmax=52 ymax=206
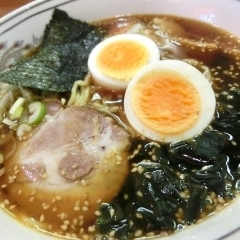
xmin=110 ymin=208 xmax=115 ymax=217
xmin=136 ymin=213 xmax=143 ymax=219
xmin=60 ymin=224 xmax=68 ymax=231
xmin=82 ymin=206 xmax=88 ymax=211
xmin=137 ymin=191 xmax=143 ymax=197
xmin=40 ymin=214 xmax=45 ymax=222
xmin=75 ymin=200 xmax=80 ymax=206
xmin=0 ymin=168 xmax=5 ymax=177
xmin=31 ymin=190 xmax=36 ymax=196
xmin=79 ymin=228 xmax=84 ymax=234
xmin=73 ymin=219 xmax=78 ymax=226
xmin=72 ymin=174 xmax=77 ymax=180
xmin=59 ymin=212 xmax=67 ymax=220
xmin=129 ymin=220 xmax=134 ymax=227
xmin=42 ymin=204 xmax=50 ymax=210
xmin=178 ymin=208 xmax=184 ymax=215
xmin=80 ymin=180 xmax=87 ymax=186
xmin=71 ymin=225 xmax=76 ymax=230
xmin=217 ymin=197 xmax=225 ymax=205
xmin=29 ymin=196 xmax=35 ymax=202
xmin=137 ymin=144 xmax=142 ymax=150
xmin=63 ymin=220 xmax=70 ymax=225
xmin=55 ymin=196 xmax=62 ymax=201
xmin=71 ymin=233 xmax=77 ymax=238
xmin=95 ymin=211 xmax=101 ymax=216
xmin=128 ymin=154 xmax=135 ymax=159
xmin=116 ymin=155 xmax=122 ymax=161
xmin=124 ymin=194 xmax=129 ymax=200
xmin=83 ymin=234 xmax=92 ymax=240
xmin=134 ymin=229 xmax=143 ymax=237
xmin=79 ymin=220 xmax=84 ymax=226
xmin=9 ymin=205 xmax=16 ymax=210
xmin=148 ymin=151 xmax=153 ymax=156
xmin=146 ymin=232 xmax=155 ymax=237
xmin=72 ymin=164 xmax=78 ymax=169
xmin=41 ymin=173 xmax=47 ymax=179
xmin=152 ymin=155 xmax=157 ymax=161
xmin=8 ymin=178 xmax=14 ymax=184
xmin=109 ymin=230 xmax=116 ymax=237
xmin=215 ymin=204 xmax=224 ymax=212
xmin=74 ymin=206 xmax=80 ymax=211
xmin=137 ymin=165 xmax=144 ymax=174
xmin=1 ymin=184 xmax=7 ymax=189
xmin=180 ymin=174 xmax=185 ymax=180
xmin=131 ymin=167 xmax=138 ymax=172
xmin=88 ymin=226 xmax=96 ymax=233
xmin=160 ymin=231 xmax=169 ymax=237
xmin=145 ymin=173 xmax=152 ymax=179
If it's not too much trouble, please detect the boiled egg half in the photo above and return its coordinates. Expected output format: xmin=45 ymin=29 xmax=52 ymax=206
xmin=124 ymin=60 xmax=216 ymax=143
xmin=88 ymin=34 xmax=160 ymax=90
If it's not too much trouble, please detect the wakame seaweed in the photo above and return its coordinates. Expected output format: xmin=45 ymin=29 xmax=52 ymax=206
xmin=96 ymin=119 xmax=240 ymax=238
xmin=0 ymin=9 xmax=103 ymax=92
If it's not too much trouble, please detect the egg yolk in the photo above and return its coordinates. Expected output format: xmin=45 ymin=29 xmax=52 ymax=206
xmin=132 ymin=70 xmax=201 ymax=134
xmin=96 ymin=39 xmax=149 ymax=81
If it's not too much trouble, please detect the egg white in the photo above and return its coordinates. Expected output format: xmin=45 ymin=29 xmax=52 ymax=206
xmin=88 ymin=33 xmax=160 ymax=90
xmin=124 ymin=59 xmax=216 ymax=143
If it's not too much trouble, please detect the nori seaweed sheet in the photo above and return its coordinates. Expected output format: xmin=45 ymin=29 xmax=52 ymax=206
xmin=0 ymin=9 xmax=103 ymax=92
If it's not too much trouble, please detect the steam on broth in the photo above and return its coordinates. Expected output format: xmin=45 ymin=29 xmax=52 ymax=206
xmin=1 ymin=9 xmax=240 ymax=239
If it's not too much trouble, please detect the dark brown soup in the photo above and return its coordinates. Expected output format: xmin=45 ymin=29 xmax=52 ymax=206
xmin=1 ymin=11 xmax=240 ymax=240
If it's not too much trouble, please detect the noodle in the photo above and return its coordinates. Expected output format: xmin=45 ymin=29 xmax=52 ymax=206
xmin=67 ymin=73 xmax=91 ymax=107
xmin=0 ymin=83 xmax=20 ymax=121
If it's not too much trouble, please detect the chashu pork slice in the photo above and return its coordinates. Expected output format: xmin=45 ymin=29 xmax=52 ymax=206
xmin=4 ymin=104 xmax=130 ymax=236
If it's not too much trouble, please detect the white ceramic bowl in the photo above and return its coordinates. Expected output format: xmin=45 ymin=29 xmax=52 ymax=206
xmin=1 ymin=0 xmax=240 ymax=239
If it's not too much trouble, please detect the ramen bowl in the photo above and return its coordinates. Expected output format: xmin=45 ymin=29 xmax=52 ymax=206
xmin=1 ymin=0 xmax=240 ymax=239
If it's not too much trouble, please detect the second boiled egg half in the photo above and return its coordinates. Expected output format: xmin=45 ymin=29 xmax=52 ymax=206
xmin=124 ymin=60 xmax=216 ymax=143
xmin=88 ymin=34 xmax=160 ymax=90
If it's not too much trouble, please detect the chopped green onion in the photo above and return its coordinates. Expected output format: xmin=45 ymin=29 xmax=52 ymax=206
xmin=17 ymin=123 xmax=32 ymax=137
xmin=9 ymin=97 xmax=25 ymax=115
xmin=2 ymin=118 xmax=18 ymax=129
xmin=28 ymin=101 xmax=46 ymax=125
xmin=11 ymin=106 xmax=24 ymax=119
